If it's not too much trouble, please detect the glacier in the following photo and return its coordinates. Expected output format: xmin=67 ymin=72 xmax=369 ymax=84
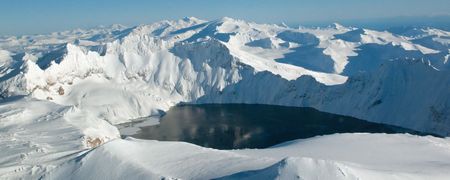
xmin=0 ymin=17 xmax=449 ymax=179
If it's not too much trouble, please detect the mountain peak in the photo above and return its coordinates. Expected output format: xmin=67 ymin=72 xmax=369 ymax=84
xmin=182 ymin=16 xmax=204 ymax=23
xmin=109 ymin=24 xmax=128 ymax=30
xmin=331 ymin=23 xmax=348 ymax=30
xmin=219 ymin=16 xmax=238 ymax=23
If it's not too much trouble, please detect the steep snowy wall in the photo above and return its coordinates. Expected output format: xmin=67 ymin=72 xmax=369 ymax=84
xmin=0 ymin=17 xmax=449 ymax=179
xmin=0 ymin=17 xmax=449 ymax=136
xmin=197 ymin=60 xmax=450 ymax=135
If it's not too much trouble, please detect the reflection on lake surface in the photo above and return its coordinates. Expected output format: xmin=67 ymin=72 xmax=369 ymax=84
xmin=126 ymin=104 xmax=423 ymax=149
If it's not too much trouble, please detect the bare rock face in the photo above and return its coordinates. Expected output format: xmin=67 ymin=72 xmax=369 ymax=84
xmin=84 ymin=137 xmax=105 ymax=148
xmin=57 ymin=86 xmax=64 ymax=95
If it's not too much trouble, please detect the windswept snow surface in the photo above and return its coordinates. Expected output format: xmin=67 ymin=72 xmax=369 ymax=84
xmin=44 ymin=134 xmax=450 ymax=180
xmin=0 ymin=17 xmax=449 ymax=179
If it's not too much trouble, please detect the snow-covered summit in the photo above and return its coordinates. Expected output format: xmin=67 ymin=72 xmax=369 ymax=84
xmin=0 ymin=17 xmax=448 ymax=131
xmin=0 ymin=17 xmax=449 ymax=179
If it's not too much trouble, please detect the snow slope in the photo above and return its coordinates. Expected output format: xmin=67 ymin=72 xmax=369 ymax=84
xmin=0 ymin=17 xmax=448 ymax=133
xmin=0 ymin=17 xmax=449 ymax=179
xmin=43 ymin=134 xmax=450 ymax=180
xmin=0 ymin=97 xmax=118 ymax=179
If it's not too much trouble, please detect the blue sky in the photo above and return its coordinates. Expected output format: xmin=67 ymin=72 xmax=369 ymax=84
xmin=1 ymin=0 xmax=449 ymax=35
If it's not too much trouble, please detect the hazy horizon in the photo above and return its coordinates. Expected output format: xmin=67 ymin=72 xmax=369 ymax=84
xmin=2 ymin=15 xmax=450 ymax=36
xmin=1 ymin=0 xmax=449 ymax=36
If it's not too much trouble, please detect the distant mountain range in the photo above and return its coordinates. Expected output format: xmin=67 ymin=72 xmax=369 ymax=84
xmin=0 ymin=17 xmax=449 ymax=179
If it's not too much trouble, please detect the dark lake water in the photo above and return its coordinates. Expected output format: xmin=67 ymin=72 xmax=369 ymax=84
xmin=127 ymin=104 xmax=425 ymax=149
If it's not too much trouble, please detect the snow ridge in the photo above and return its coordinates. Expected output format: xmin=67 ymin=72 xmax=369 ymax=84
xmin=0 ymin=17 xmax=449 ymax=179
xmin=1 ymin=17 xmax=447 ymax=132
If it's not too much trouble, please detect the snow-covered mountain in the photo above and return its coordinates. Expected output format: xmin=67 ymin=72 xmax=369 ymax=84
xmin=1 ymin=17 xmax=448 ymax=134
xmin=0 ymin=17 xmax=449 ymax=179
